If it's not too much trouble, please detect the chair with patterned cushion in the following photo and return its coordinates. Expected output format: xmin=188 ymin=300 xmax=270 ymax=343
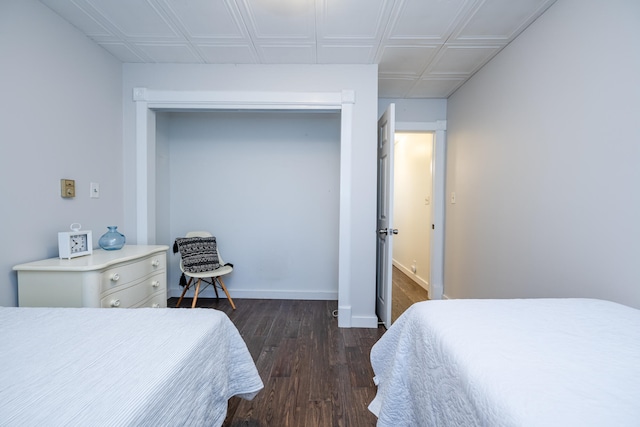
xmin=173 ymin=231 xmax=236 ymax=309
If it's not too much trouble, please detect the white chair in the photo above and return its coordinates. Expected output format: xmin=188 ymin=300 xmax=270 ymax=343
xmin=175 ymin=231 xmax=236 ymax=310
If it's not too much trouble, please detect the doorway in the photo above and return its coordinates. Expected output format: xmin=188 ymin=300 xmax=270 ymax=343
xmin=392 ymin=131 xmax=433 ymax=322
xmin=376 ymin=116 xmax=446 ymax=327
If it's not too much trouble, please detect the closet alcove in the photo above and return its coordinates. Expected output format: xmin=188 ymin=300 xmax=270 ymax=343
xmin=156 ymin=110 xmax=341 ymax=302
xmin=132 ymin=88 xmax=369 ymax=327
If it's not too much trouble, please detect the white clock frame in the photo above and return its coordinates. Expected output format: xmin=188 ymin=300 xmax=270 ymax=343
xmin=58 ymin=225 xmax=93 ymax=259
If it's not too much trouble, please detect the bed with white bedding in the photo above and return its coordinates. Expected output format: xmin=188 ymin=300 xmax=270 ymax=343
xmin=0 ymin=307 xmax=263 ymax=426
xmin=369 ymin=298 xmax=640 ymax=427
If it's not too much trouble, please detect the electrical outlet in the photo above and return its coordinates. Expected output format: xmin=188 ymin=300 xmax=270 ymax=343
xmin=61 ymin=179 xmax=75 ymax=198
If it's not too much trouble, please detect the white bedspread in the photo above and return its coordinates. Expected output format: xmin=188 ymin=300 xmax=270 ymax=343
xmin=369 ymin=298 xmax=640 ymax=427
xmin=0 ymin=307 xmax=263 ymax=426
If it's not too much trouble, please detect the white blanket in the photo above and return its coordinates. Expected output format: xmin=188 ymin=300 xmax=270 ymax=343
xmin=369 ymin=298 xmax=640 ymax=426
xmin=0 ymin=307 xmax=263 ymax=426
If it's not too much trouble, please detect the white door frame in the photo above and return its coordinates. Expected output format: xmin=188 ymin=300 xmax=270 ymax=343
xmin=395 ymin=120 xmax=446 ymax=300
xmin=133 ymin=88 xmax=361 ymax=327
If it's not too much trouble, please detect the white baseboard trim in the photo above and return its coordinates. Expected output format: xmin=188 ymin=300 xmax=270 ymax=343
xmin=350 ymin=315 xmax=379 ymax=329
xmin=168 ymin=287 xmax=377 ymax=328
xmin=168 ymin=287 xmax=338 ymax=301
xmin=338 ymin=305 xmax=351 ymax=328
xmin=392 ymin=260 xmax=430 ymax=293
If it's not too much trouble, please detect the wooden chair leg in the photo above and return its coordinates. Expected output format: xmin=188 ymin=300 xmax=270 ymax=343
xmin=191 ymin=279 xmax=202 ymax=308
xmin=216 ymin=276 xmax=236 ymax=310
xmin=176 ymin=277 xmax=194 ymax=308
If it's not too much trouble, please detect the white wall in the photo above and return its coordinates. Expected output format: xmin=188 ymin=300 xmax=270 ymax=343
xmin=393 ymin=132 xmax=433 ymax=291
xmin=122 ymin=63 xmax=378 ymax=325
xmin=445 ymin=0 xmax=640 ymax=307
xmin=0 ymin=0 xmax=123 ymax=306
xmin=378 ymin=99 xmax=447 ymax=123
xmin=164 ymin=111 xmax=340 ymax=299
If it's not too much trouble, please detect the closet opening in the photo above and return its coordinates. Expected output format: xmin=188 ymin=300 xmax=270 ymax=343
xmin=156 ymin=110 xmax=341 ymax=301
xmin=133 ymin=88 xmax=365 ymax=327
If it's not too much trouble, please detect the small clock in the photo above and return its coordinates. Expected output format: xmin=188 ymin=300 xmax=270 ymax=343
xmin=58 ymin=223 xmax=93 ymax=259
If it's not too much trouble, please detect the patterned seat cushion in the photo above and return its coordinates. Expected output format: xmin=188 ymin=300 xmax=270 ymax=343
xmin=174 ymin=236 xmax=220 ymax=273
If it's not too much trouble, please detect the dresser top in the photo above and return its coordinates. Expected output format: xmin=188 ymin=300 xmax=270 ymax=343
xmin=13 ymin=245 xmax=169 ymax=272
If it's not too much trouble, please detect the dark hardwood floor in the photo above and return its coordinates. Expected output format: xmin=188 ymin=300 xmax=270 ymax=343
xmin=166 ymin=270 xmax=426 ymax=426
xmin=167 ymin=297 xmax=385 ymax=427
xmin=391 ymin=266 xmax=430 ymax=323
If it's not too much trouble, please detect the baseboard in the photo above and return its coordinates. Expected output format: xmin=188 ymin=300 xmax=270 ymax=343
xmin=392 ymin=260 xmax=430 ymax=293
xmin=168 ymin=287 xmax=338 ymax=301
xmin=168 ymin=288 xmax=378 ymax=328
xmin=350 ymin=315 xmax=379 ymax=329
xmin=338 ymin=305 xmax=351 ymax=328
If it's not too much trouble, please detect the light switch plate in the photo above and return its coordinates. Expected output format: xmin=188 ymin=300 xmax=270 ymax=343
xmin=90 ymin=182 xmax=100 ymax=198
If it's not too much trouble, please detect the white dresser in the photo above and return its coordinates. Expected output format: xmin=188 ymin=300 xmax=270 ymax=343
xmin=14 ymin=245 xmax=169 ymax=308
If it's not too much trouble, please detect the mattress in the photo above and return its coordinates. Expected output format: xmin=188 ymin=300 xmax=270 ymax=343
xmin=369 ymin=298 xmax=640 ymax=426
xmin=0 ymin=307 xmax=263 ymax=426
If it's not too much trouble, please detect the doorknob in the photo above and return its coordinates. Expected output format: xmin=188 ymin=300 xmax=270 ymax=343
xmin=378 ymin=228 xmax=399 ymax=235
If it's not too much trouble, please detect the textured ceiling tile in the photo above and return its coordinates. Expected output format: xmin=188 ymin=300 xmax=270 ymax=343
xmin=242 ymin=0 xmax=315 ymax=40
xmin=387 ymin=0 xmax=471 ymax=40
xmin=259 ymin=44 xmax=316 ymax=64
xmin=455 ymin=0 xmax=554 ymax=40
xmin=37 ymin=0 xmax=559 ymax=98
xmin=135 ymin=43 xmax=202 ymax=63
xmin=162 ymin=0 xmax=246 ymax=39
xmin=319 ymin=0 xmax=391 ymax=40
xmin=378 ymin=45 xmax=439 ymax=75
xmin=317 ymin=45 xmax=376 ymax=64
xmin=429 ymin=45 xmax=501 ymax=74
xmin=40 ymin=0 xmax=114 ymax=38
xmin=408 ymin=78 xmax=466 ymax=98
xmin=87 ymin=0 xmax=179 ymax=39
xmin=197 ymin=44 xmax=258 ymax=64
xmin=378 ymin=77 xmax=416 ymax=98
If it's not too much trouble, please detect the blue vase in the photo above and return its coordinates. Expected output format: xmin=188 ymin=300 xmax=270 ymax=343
xmin=99 ymin=226 xmax=126 ymax=250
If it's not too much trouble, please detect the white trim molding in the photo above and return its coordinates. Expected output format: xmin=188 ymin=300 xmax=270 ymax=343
xmin=395 ymin=120 xmax=447 ymax=300
xmin=133 ymin=87 xmax=360 ymax=326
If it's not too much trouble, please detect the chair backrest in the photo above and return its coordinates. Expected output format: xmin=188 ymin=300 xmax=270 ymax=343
xmin=185 ymin=231 xmax=212 ymax=238
xmin=181 ymin=231 xmax=226 ymax=265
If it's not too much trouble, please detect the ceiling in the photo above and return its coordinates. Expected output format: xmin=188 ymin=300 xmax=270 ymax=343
xmin=39 ymin=0 xmax=557 ymax=99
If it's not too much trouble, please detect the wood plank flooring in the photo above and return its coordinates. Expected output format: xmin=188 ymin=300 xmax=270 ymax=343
xmin=391 ymin=266 xmax=430 ymax=323
xmin=166 ymin=270 xmax=427 ymax=426
xmin=167 ymin=297 xmax=385 ymax=427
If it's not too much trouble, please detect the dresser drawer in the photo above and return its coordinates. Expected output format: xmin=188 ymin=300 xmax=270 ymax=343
xmin=100 ymin=254 xmax=166 ymax=294
xmin=134 ymin=292 xmax=168 ymax=308
xmin=101 ymin=272 xmax=166 ymax=308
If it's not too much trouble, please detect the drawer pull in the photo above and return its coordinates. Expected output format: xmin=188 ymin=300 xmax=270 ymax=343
xmin=152 ymin=303 xmax=160 ymax=308
xmin=111 ymin=273 xmax=120 ymax=282
xmin=151 ymin=259 xmax=160 ymax=267
xmin=110 ymin=299 xmax=121 ymax=307
xmin=151 ymin=280 xmax=160 ymax=288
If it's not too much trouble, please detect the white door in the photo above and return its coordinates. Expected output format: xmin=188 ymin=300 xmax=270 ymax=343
xmin=376 ymin=103 xmax=396 ymax=329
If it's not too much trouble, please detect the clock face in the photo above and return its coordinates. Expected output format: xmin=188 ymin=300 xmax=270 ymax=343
xmin=70 ymin=234 xmax=88 ymax=253
xmin=59 ymin=229 xmax=92 ymax=259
